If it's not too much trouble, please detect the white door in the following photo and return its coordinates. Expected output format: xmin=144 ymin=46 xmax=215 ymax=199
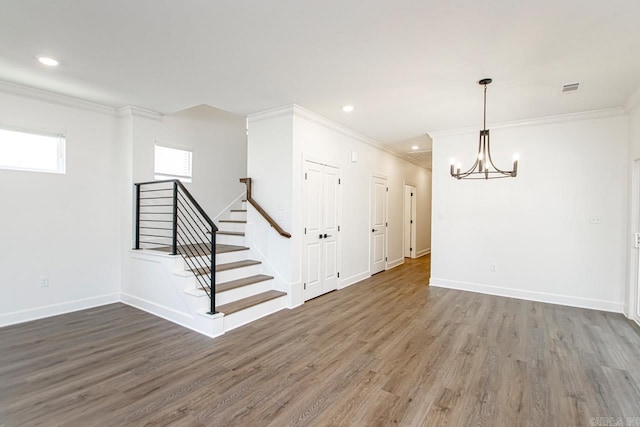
xmin=404 ymin=185 xmax=416 ymax=258
xmin=303 ymin=162 xmax=323 ymax=300
xmin=371 ymin=176 xmax=387 ymax=275
xmin=303 ymin=161 xmax=340 ymax=301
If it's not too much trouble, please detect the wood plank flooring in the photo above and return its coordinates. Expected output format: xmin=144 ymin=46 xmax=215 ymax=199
xmin=2 ymin=255 xmax=640 ymax=426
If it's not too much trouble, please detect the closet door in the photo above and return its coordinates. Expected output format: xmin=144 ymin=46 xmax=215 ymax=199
xmin=303 ymin=161 xmax=340 ymax=301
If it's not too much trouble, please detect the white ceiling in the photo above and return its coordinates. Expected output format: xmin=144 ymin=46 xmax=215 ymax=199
xmin=1 ymin=0 xmax=639 ymax=158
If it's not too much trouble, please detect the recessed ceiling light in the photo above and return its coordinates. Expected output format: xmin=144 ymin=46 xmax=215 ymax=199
xmin=342 ymin=105 xmax=354 ymax=113
xmin=411 ymin=145 xmax=419 ymax=150
xmin=37 ymin=56 xmax=59 ymax=67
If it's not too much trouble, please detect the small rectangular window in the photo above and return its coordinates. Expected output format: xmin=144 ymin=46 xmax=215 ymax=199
xmin=0 ymin=127 xmax=66 ymax=174
xmin=154 ymin=144 xmax=192 ymax=183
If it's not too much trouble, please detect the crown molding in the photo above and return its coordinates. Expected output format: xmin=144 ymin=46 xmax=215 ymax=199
xmin=117 ymin=106 xmax=163 ymax=121
xmin=429 ymin=107 xmax=627 ymax=139
xmin=290 ymin=104 xmax=428 ymax=170
xmin=247 ymin=104 xmax=295 ymax=122
xmin=0 ymin=79 xmax=118 ymax=116
xmin=247 ymin=103 xmax=427 ymax=169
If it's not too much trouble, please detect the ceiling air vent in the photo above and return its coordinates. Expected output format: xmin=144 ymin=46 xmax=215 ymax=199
xmin=561 ymin=82 xmax=581 ymax=94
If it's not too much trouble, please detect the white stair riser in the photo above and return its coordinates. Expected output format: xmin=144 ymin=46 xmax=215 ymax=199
xmin=216 ymin=279 xmax=274 ymax=306
xmin=216 ymin=250 xmax=251 ymax=264
xmin=216 ymin=263 xmax=262 ymax=283
xmin=229 ymin=211 xmax=247 ymax=221
xmin=180 ymin=274 xmax=210 ymax=292
xmin=223 ymin=296 xmax=286 ymax=331
xmin=217 ymin=222 xmax=246 ymax=233
xmin=177 ymin=262 xmax=261 ymax=284
xmin=216 ymin=234 xmax=245 ymax=245
xmin=241 ymin=201 xmax=247 ymax=210
xmin=186 ymin=290 xmax=216 ymax=313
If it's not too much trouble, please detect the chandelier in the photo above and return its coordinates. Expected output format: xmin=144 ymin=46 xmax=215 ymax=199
xmin=450 ymin=78 xmax=518 ymax=180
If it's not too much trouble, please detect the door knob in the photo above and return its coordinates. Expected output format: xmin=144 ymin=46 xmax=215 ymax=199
xmin=372 ymin=229 xmax=376 ymax=232
xmin=318 ymin=234 xmax=323 ymax=239
xmin=323 ymin=234 xmax=332 ymax=238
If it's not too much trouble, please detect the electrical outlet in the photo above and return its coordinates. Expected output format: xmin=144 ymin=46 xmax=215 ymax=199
xmin=489 ymin=264 xmax=496 ymax=273
xmin=590 ymin=216 xmax=602 ymax=225
xmin=40 ymin=276 xmax=49 ymax=287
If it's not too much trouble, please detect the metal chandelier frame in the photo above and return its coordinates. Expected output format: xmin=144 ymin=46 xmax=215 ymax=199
xmin=450 ymin=78 xmax=518 ymax=180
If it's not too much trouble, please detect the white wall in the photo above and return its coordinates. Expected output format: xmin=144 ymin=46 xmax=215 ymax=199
xmin=129 ymin=104 xmax=247 ymax=218
xmin=246 ymin=109 xmax=294 ymax=284
xmin=0 ymin=88 xmax=121 ymax=326
xmin=247 ymin=105 xmax=431 ymax=308
xmin=431 ymin=111 xmax=629 ymax=312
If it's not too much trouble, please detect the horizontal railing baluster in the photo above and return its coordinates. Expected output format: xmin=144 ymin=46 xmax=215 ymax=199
xmin=134 ymin=179 xmax=218 ymax=315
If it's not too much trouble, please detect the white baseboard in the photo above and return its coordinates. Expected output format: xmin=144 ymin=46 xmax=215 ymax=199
xmin=429 ymin=278 xmax=624 ymax=313
xmin=120 ymin=293 xmax=224 ymax=338
xmin=387 ymin=258 xmax=404 ymax=269
xmin=339 ymin=271 xmax=370 ymax=289
xmin=0 ymin=293 xmax=120 ymax=328
xmin=416 ymin=248 xmax=431 ymax=258
xmin=626 ymin=312 xmax=640 ymax=329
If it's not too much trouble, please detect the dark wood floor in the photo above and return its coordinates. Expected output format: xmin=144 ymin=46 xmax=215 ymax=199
xmin=2 ymin=255 xmax=640 ymax=426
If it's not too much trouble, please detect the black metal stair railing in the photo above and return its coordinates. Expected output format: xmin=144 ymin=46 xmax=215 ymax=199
xmin=133 ymin=179 xmax=218 ymax=315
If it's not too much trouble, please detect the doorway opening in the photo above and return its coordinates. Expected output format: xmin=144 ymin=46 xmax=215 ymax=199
xmin=404 ymin=184 xmax=417 ymax=258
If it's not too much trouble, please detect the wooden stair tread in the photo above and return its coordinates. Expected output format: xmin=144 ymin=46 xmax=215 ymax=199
xmin=153 ymin=243 xmax=248 ymax=256
xmin=216 ymin=244 xmax=249 ymax=254
xmin=190 ymin=259 xmax=261 ymax=276
xmin=219 ymin=220 xmax=247 ymax=224
xmin=217 ymin=231 xmax=245 ymax=236
xmin=154 ymin=243 xmax=208 ymax=255
xmin=214 ymin=274 xmax=273 ymax=293
xmin=217 ymin=290 xmax=286 ymax=315
xmin=217 ymin=259 xmax=261 ymax=272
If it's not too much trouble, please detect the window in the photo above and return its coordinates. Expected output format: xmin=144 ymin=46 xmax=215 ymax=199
xmin=154 ymin=144 xmax=192 ymax=182
xmin=0 ymin=127 xmax=66 ymax=174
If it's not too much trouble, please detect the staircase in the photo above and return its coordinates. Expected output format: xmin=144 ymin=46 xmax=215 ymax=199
xmin=132 ymin=180 xmax=287 ymax=337
xmin=177 ymin=202 xmax=286 ymax=331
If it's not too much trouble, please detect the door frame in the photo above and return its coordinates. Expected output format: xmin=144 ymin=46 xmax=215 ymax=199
xmin=403 ymin=181 xmax=417 ymax=259
xmin=370 ymin=173 xmax=389 ymax=274
xmin=302 ymin=156 xmax=342 ymax=301
xmin=629 ymin=159 xmax=640 ymax=325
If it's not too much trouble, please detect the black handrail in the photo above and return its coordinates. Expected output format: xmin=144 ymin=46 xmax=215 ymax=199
xmin=133 ymin=179 xmax=218 ymax=314
xmin=135 ymin=179 xmax=216 ymax=229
